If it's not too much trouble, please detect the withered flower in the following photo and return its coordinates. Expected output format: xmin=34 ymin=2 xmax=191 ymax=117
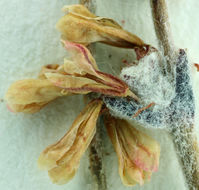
xmin=105 ymin=115 xmax=160 ymax=186
xmin=56 ymin=4 xmax=144 ymax=48
xmin=38 ymin=99 xmax=103 ymax=184
xmin=5 ymin=41 xmax=137 ymax=114
xmin=46 ymin=41 xmax=138 ymax=99
xmin=5 ymin=64 xmax=73 ymax=113
xmin=5 ymin=40 xmax=160 ymax=186
xmin=5 ymin=5 xmax=160 ymax=187
xmin=37 ymin=99 xmax=160 ymax=186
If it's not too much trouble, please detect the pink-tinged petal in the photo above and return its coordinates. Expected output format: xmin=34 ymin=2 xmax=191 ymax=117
xmin=104 ymin=115 xmax=160 ymax=186
xmin=105 ymin=116 xmax=143 ymax=186
xmin=62 ymin=40 xmax=98 ymax=72
xmin=45 ymin=72 xmax=136 ymax=98
xmin=61 ymin=41 xmax=138 ymax=99
xmin=116 ymin=120 xmax=160 ymax=172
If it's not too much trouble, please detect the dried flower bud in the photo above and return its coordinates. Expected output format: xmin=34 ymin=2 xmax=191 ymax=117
xmin=45 ymin=41 xmax=138 ymax=99
xmin=56 ymin=4 xmax=144 ymax=48
xmin=38 ymin=100 xmax=103 ymax=184
xmin=105 ymin=115 xmax=160 ymax=186
xmin=5 ymin=79 xmax=66 ymax=113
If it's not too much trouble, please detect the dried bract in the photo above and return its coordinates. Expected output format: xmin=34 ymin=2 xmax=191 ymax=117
xmin=56 ymin=4 xmax=144 ymax=48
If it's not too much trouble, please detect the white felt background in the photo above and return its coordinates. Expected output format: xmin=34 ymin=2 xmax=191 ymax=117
xmin=0 ymin=0 xmax=199 ymax=190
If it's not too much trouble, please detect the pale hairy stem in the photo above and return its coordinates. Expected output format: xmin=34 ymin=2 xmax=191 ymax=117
xmin=171 ymin=125 xmax=199 ymax=190
xmin=150 ymin=1 xmax=199 ymax=189
xmin=150 ymin=0 xmax=175 ymax=60
xmin=79 ymin=1 xmax=107 ymax=189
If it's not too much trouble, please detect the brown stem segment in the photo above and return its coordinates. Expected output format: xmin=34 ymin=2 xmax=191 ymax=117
xmin=89 ymin=118 xmax=107 ymax=190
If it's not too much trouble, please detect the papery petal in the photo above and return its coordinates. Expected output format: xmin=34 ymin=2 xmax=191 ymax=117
xmin=6 ymin=102 xmax=48 ymax=114
xmin=45 ymin=72 xmax=99 ymax=92
xmin=105 ymin=116 xmax=144 ymax=186
xmin=45 ymin=72 xmax=136 ymax=98
xmin=56 ymin=5 xmax=144 ymax=48
xmin=5 ymin=79 xmax=65 ymax=113
xmin=116 ymin=119 xmax=160 ymax=172
xmin=62 ymin=41 xmax=139 ymax=99
xmin=38 ymin=100 xmax=103 ymax=184
xmin=62 ymin=41 xmax=98 ymax=73
xmin=63 ymin=59 xmax=84 ymax=75
xmin=105 ymin=116 xmax=160 ymax=186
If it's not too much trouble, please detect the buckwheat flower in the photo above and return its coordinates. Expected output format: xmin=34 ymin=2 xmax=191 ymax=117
xmin=45 ymin=41 xmax=138 ymax=99
xmin=104 ymin=115 xmax=160 ymax=186
xmin=38 ymin=99 xmax=103 ymax=184
xmin=56 ymin=4 xmax=144 ymax=48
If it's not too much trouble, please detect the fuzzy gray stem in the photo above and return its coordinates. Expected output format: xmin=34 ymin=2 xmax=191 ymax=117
xmin=150 ymin=0 xmax=199 ymax=189
xmin=170 ymin=125 xmax=199 ymax=190
xmin=150 ymin=0 xmax=175 ymax=60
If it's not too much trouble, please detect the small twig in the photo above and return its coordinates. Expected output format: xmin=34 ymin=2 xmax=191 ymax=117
xmin=89 ymin=117 xmax=107 ymax=190
xmin=79 ymin=0 xmax=107 ymax=189
xmin=150 ymin=1 xmax=199 ymax=189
